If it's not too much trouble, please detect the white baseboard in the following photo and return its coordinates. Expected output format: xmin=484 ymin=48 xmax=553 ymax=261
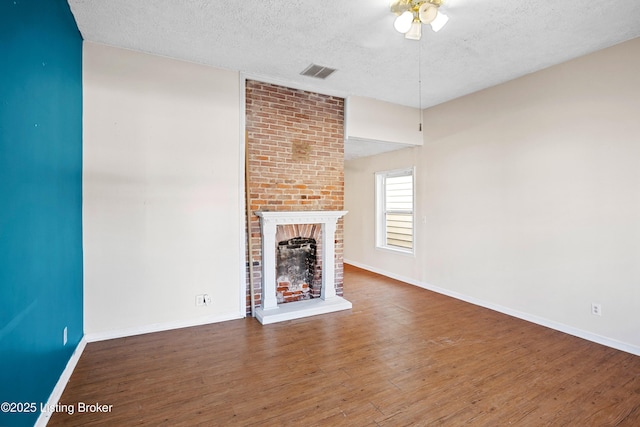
xmin=84 ymin=311 xmax=246 ymax=343
xmin=35 ymin=337 xmax=87 ymax=427
xmin=344 ymin=259 xmax=640 ymax=357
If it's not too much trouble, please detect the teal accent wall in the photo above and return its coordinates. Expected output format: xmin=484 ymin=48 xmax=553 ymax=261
xmin=0 ymin=0 xmax=83 ymax=425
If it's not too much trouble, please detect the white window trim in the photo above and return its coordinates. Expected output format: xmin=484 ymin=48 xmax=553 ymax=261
xmin=375 ymin=167 xmax=415 ymax=255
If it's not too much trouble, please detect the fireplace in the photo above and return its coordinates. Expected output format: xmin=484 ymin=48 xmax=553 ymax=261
xmin=254 ymin=210 xmax=351 ymax=324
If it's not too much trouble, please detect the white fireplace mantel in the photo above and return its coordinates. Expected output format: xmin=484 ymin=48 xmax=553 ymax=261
xmin=256 ymin=210 xmax=349 ymax=225
xmin=254 ymin=210 xmax=352 ymax=324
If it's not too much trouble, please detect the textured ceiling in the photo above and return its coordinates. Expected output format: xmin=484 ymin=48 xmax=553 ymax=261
xmin=68 ymin=0 xmax=640 ymax=109
xmin=68 ymin=0 xmax=640 ymax=157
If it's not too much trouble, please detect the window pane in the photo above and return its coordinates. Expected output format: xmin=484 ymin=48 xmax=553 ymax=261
xmin=386 ymin=175 xmax=413 ymax=212
xmin=386 ymin=213 xmax=412 ymax=249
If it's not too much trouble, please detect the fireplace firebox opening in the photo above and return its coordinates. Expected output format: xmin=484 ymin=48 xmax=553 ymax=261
xmin=276 ymin=237 xmax=317 ymax=303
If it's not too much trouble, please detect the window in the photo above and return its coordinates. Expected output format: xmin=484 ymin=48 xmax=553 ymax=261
xmin=375 ymin=168 xmax=414 ymax=253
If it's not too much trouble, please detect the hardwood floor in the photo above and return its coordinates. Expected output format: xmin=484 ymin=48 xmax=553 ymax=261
xmin=50 ymin=265 xmax=640 ymax=426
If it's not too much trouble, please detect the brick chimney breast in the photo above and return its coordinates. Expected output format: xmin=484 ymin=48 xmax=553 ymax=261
xmin=245 ymin=80 xmax=345 ymax=314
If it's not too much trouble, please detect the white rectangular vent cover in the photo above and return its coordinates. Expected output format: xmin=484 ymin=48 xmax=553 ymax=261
xmin=300 ymin=64 xmax=337 ymax=79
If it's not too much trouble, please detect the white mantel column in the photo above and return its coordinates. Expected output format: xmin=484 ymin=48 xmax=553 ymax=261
xmin=260 ymin=219 xmax=279 ymax=311
xmin=321 ymin=219 xmax=338 ymax=300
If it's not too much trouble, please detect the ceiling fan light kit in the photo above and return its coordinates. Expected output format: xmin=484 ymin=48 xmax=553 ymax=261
xmin=390 ymin=0 xmax=449 ymax=40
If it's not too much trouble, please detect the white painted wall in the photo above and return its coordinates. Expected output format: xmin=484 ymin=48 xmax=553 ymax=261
xmin=345 ymin=96 xmax=423 ymax=146
xmin=344 ymin=38 xmax=640 ymax=354
xmin=83 ymin=42 xmax=244 ymax=339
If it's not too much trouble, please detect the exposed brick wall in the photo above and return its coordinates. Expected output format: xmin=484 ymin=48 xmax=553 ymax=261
xmin=245 ymin=80 xmax=345 ymax=314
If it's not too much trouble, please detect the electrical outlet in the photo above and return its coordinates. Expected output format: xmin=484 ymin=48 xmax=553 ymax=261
xmin=203 ymin=294 xmax=212 ymax=305
xmin=195 ymin=294 xmax=205 ymax=306
xmin=591 ymin=303 xmax=602 ymax=316
xmin=63 ymin=326 xmax=68 ymax=346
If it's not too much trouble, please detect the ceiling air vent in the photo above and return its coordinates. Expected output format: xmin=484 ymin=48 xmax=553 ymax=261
xmin=300 ymin=63 xmax=337 ymax=80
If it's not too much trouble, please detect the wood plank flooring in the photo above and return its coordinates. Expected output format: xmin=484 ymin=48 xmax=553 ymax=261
xmin=50 ymin=265 xmax=640 ymax=426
